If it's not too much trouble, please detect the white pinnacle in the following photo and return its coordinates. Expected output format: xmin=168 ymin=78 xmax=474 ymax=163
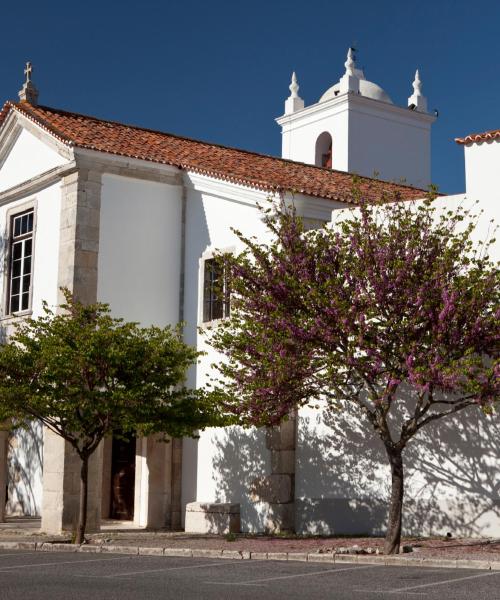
xmin=344 ymin=47 xmax=356 ymax=76
xmin=412 ymin=69 xmax=422 ymax=96
xmin=338 ymin=48 xmax=359 ymax=95
xmin=289 ymin=72 xmax=300 ymax=99
xmin=408 ymin=68 xmax=427 ymax=112
xmin=284 ymin=71 xmax=304 ymax=115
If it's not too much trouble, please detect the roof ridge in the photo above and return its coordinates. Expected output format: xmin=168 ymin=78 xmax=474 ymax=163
xmin=5 ymin=101 xmax=428 ymax=193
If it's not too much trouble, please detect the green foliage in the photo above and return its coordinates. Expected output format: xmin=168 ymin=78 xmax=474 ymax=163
xmin=0 ymin=289 xmax=224 ymax=459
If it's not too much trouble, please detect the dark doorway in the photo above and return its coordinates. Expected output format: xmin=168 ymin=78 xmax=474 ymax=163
xmin=110 ymin=435 xmax=136 ymax=520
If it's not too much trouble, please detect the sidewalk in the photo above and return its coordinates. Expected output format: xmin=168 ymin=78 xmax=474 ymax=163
xmin=2 ymin=518 xmax=500 ymax=569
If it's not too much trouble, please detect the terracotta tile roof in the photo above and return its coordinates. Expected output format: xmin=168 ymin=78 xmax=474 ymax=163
xmin=455 ymin=128 xmax=500 ymax=145
xmin=0 ymin=101 xmax=429 ymax=204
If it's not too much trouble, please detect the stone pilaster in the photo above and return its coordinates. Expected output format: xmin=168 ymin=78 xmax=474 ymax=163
xmin=41 ymin=168 xmax=103 ymax=535
xmin=41 ymin=429 xmax=103 ymax=534
xmin=57 ymin=169 xmax=102 ymax=304
xmin=264 ymin=413 xmax=297 ymax=532
xmin=0 ymin=430 xmax=9 ymax=522
xmin=133 ymin=436 xmax=183 ymax=529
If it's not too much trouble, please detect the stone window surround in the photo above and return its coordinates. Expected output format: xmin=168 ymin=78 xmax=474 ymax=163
xmin=197 ymin=245 xmax=235 ymax=329
xmin=1 ymin=197 xmax=38 ymax=322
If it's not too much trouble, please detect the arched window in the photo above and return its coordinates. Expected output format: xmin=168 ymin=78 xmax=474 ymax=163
xmin=315 ymin=132 xmax=333 ymax=168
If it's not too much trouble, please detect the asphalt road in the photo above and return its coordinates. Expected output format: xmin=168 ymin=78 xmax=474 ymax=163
xmin=0 ymin=550 xmax=499 ymax=599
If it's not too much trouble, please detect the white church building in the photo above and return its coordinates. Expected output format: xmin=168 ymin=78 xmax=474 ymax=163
xmin=0 ymin=50 xmax=499 ymax=537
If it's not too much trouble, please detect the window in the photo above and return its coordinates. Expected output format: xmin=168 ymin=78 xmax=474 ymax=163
xmin=8 ymin=210 xmax=34 ymax=314
xmin=203 ymin=258 xmax=230 ymax=322
xmin=315 ymin=132 xmax=333 ymax=168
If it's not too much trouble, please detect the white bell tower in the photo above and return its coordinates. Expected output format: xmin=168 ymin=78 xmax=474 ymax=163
xmin=276 ymin=50 xmax=436 ymax=189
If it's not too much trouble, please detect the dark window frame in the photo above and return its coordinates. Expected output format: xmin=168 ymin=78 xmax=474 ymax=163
xmin=7 ymin=209 xmax=34 ymax=315
xmin=202 ymin=257 xmax=230 ymax=323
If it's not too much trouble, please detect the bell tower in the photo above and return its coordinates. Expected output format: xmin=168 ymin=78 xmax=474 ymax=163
xmin=276 ymin=50 xmax=436 ymax=189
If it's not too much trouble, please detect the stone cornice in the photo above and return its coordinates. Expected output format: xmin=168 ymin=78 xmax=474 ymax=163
xmin=0 ymin=162 xmax=78 ymax=206
xmin=286 ymin=191 xmax=346 ymax=221
xmin=73 ymin=148 xmax=183 ymax=186
xmin=185 ymin=171 xmax=275 ymax=207
xmin=186 ymin=172 xmax=346 ymax=221
xmin=276 ymin=91 xmax=436 ymax=130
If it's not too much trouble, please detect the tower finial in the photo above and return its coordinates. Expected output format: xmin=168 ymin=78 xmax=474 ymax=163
xmin=284 ymin=71 xmax=304 ymax=115
xmin=412 ymin=69 xmax=422 ymax=95
xmin=408 ymin=68 xmax=427 ymax=112
xmin=344 ymin=47 xmax=356 ymax=76
xmin=289 ymin=72 xmax=299 ymax=98
xmin=339 ymin=47 xmax=359 ymax=95
xmin=18 ymin=61 xmax=39 ymax=105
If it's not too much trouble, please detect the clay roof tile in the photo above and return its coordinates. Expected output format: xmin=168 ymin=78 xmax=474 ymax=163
xmin=0 ymin=101 xmax=430 ymax=204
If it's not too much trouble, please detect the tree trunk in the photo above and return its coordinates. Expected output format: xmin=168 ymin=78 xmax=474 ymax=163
xmin=384 ymin=448 xmax=404 ymax=555
xmin=75 ymin=455 xmax=89 ymax=545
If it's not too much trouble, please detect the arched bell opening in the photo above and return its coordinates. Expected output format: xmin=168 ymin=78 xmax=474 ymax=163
xmin=315 ymin=132 xmax=333 ymax=168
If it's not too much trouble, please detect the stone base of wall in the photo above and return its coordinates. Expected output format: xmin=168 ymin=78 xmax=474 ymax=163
xmin=185 ymin=502 xmax=240 ymax=534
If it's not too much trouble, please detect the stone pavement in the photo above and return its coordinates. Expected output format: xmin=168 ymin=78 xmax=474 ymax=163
xmin=2 ymin=517 xmax=500 ymax=569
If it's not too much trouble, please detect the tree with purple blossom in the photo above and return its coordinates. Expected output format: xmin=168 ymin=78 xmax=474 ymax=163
xmin=207 ymin=191 xmax=500 ymax=555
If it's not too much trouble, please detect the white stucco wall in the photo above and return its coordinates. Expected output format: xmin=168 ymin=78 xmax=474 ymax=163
xmin=433 ymin=192 xmax=500 ymax=261
xmin=97 ymin=174 xmax=182 ymax=326
xmin=463 ymin=139 xmax=500 ymax=204
xmin=347 ymin=104 xmax=431 ymax=188
xmin=0 ymin=128 xmax=67 ymax=193
xmin=0 ymin=173 xmax=62 ymax=516
xmin=181 ymin=175 xmax=273 ymax=530
xmin=180 ymin=177 xmax=346 ymax=530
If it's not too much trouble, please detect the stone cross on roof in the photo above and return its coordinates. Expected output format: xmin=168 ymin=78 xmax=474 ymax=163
xmin=24 ymin=61 xmax=33 ymax=84
xmin=18 ymin=61 xmax=39 ymax=106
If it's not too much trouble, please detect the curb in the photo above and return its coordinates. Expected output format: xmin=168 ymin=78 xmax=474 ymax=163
xmin=0 ymin=541 xmax=497 ymax=571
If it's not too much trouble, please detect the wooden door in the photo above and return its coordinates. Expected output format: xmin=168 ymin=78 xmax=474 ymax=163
xmin=110 ymin=436 xmax=136 ymax=520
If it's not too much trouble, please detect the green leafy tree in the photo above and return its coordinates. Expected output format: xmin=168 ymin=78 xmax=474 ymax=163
xmin=208 ymin=194 xmax=499 ymax=554
xmin=0 ymin=290 xmax=223 ymax=544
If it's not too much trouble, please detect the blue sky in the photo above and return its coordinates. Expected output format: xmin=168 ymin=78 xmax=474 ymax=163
xmin=0 ymin=0 xmax=498 ymax=194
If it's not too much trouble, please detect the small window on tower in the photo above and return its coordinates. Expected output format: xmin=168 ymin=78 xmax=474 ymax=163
xmin=315 ymin=132 xmax=333 ymax=168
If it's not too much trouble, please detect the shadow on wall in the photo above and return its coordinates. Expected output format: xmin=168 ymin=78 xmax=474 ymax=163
xmin=297 ymin=405 xmax=500 ymax=537
xmin=210 ymin=403 xmax=500 ymax=537
xmin=211 ymin=426 xmax=270 ymax=532
xmin=7 ymin=421 xmax=43 ymax=517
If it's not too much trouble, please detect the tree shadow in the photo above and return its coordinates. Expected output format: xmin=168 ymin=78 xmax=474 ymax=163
xmin=210 ymin=426 xmax=270 ymax=532
xmin=405 ymin=408 xmax=500 ymax=536
xmin=296 ymin=403 xmax=500 ymax=537
xmin=296 ymin=406 xmax=388 ymax=535
xmin=6 ymin=421 xmax=43 ymax=516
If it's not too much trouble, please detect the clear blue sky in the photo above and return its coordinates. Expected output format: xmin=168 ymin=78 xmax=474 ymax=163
xmin=1 ymin=0 xmax=498 ymax=194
